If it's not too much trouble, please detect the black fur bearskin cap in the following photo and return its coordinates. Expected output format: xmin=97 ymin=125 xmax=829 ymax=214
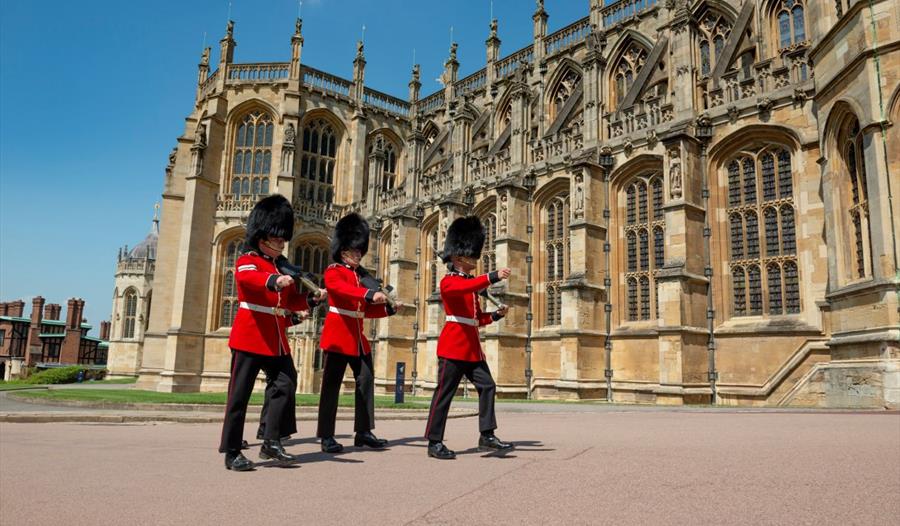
xmin=441 ymin=215 xmax=485 ymax=264
xmin=244 ymin=194 xmax=294 ymax=252
xmin=331 ymin=213 xmax=370 ymax=263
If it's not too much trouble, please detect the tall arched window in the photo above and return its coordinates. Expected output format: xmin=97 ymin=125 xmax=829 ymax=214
xmin=231 ymin=111 xmax=273 ymax=199
xmin=624 ymin=175 xmax=665 ymax=321
xmin=774 ymin=0 xmax=806 ymax=50
xmin=549 ymin=69 xmax=582 ymax=123
xmin=479 ymin=212 xmax=497 ymax=274
xmin=843 ymin=118 xmax=873 ymax=279
xmin=427 ymin=228 xmax=439 ymax=294
xmin=544 ymin=194 xmax=570 ymax=326
xmin=726 ymin=147 xmax=799 ymax=317
xmin=219 ymin=239 xmax=241 ymax=328
xmin=299 ymin=118 xmax=337 ymax=205
xmin=123 ymin=290 xmax=137 ymax=339
xmin=294 ymin=243 xmax=328 ymax=287
xmin=697 ymin=10 xmax=733 ymax=76
xmin=381 ymin=142 xmax=398 ymax=192
xmin=611 ymin=43 xmax=648 ymax=109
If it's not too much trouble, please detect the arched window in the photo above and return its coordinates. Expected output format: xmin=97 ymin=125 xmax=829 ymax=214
xmin=843 ymin=118 xmax=873 ymax=279
xmin=544 ymin=194 xmax=569 ymax=326
xmin=774 ymin=0 xmax=806 ymax=50
xmin=549 ymin=69 xmax=582 ymax=124
xmin=611 ymin=43 xmax=648 ymax=109
xmin=622 ymin=175 xmax=665 ymax=321
xmin=293 ymin=243 xmax=328 ymax=287
xmin=479 ymin=212 xmax=497 ymax=274
xmin=696 ymin=10 xmax=733 ymax=76
xmin=726 ymin=147 xmax=799 ymax=317
xmin=427 ymin=228 xmax=439 ymax=294
xmin=382 ymin=142 xmax=397 ymax=192
xmin=299 ymin=117 xmax=338 ymax=205
xmin=123 ymin=290 xmax=137 ymax=339
xmin=231 ymin=110 xmax=273 ymax=199
xmin=219 ymin=239 xmax=241 ymax=328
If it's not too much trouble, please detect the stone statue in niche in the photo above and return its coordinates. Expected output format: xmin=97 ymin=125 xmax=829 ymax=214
xmin=194 ymin=123 xmax=207 ymax=147
xmin=440 ymin=208 xmax=450 ymax=243
xmin=391 ymin=220 xmax=400 ymax=259
xmin=573 ymin=172 xmax=585 ymax=219
xmin=498 ymin=193 xmax=509 ymax=235
xmin=668 ymin=146 xmax=683 ymax=199
xmin=284 ymin=123 xmax=296 ymax=146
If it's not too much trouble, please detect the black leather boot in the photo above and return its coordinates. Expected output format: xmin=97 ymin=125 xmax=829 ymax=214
xmin=427 ymin=441 xmax=456 ymax=460
xmin=478 ymin=433 xmax=514 ymax=452
xmin=320 ymin=436 xmax=344 ymax=453
xmin=354 ymin=431 xmax=388 ymax=449
xmin=224 ymin=450 xmax=254 ymax=471
xmin=259 ymin=440 xmax=294 ymax=462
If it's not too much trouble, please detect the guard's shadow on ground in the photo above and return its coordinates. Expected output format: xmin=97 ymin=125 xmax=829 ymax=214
xmin=391 ymin=437 xmax=554 ymax=459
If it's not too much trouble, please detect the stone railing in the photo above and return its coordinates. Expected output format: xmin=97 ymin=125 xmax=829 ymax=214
xmin=421 ymin=170 xmax=455 ymax=199
xmin=706 ymin=52 xmax=807 ymax=109
xmin=199 ymin=69 xmax=219 ymax=98
xmin=379 ymin=186 xmax=407 ymax=209
xmin=454 ymin=69 xmax=487 ymax=98
xmin=602 ymin=0 xmax=658 ymax=26
xmin=418 ymin=91 xmax=445 ymax=115
xmin=116 ymin=259 xmax=156 ymax=275
xmin=226 ymin=63 xmax=289 ymax=84
xmin=468 ymin=150 xmax=511 ymax=181
xmin=607 ymin=95 xmax=674 ymax=137
xmin=293 ymin=200 xmax=345 ymax=223
xmin=302 ymin=66 xmax=352 ymax=98
xmin=494 ymin=45 xmax=535 ymax=79
xmin=530 ymin=129 xmax=584 ymax=163
xmin=363 ymin=87 xmax=411 ymax=117
xmin=216 ymin=194 xmax=258 ymax=213
xmin=544 ymin=16 xmax=591 ymax=56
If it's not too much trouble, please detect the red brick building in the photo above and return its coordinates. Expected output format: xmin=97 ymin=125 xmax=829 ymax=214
xmin=0 ymin=296 xmax=109 ymax=380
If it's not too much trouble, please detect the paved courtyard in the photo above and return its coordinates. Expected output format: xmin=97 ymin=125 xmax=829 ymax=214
xmin=1 ymin=407 xmax=898 ymax=525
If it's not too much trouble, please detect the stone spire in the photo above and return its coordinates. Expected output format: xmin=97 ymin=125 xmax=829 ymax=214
xmin=290 ymin=17 xmax=303 ymax=80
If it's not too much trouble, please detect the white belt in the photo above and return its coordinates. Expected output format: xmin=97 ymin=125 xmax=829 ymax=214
xmin=239 ymin=302 xmax=289 ymax=317
xmin=446 ymin=315 xmax=478 ymax=326
xmin=329 ymin=306 xmax=365 ymax=319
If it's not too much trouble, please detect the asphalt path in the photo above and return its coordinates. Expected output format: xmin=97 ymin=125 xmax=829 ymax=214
xmin=1 ymin=409 xmax=897 ymax=525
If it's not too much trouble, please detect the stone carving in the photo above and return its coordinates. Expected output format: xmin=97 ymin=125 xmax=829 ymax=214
xmin=756 ymin=97 xmax=773 ymax=113
xmin=200 ymin=48 xmax=210 ymax=66
xmin=166 ymin=148 xmax=177 ymax=178
xmin=498 ymin=192 xmax=509 ymax=235
xmin=391 ymin=219 xmax=400 ymax=258
xmin=573 ymin=171 xmax=585 ymax=220
xmin=194 ymin=123 xmax=207 ymax=147
xmin=668 ymin=146 xmax=683 ymax=199
xmin=281 ymin=123 xmax=296 ymax=172
xmin=284 ymin=123 xmax=296 ymax=145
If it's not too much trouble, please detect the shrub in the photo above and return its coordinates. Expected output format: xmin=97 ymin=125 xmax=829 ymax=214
xmin=24 ymin=366 xmax=90 ymax=385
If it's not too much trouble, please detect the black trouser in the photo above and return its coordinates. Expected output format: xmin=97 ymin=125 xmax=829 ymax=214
xmin=219 ymin=350 xmax=297 ymax=453
xmin=425 ymin=358 xmax=497 ymax=442
xmin=256 ymin=371 xmax=296 ymax=439
xmin=316 ymin=351 xmax=376 ymax=438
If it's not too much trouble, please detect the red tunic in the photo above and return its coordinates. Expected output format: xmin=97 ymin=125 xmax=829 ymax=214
xmin=436 ymin=271 xmax=498 ymax=362
xmin=228 ymin=251 xmax=311 ymax=357
xmin=319 ymin=263 xmax=391 ymax=356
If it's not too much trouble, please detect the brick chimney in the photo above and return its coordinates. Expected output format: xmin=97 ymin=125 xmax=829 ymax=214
xmin=9 ymin=300 xmax=25 ymax=318
xmin=100 ymin=320 xmax=111 ymax=340
xmin=59 ymin=298 xmax=84 ymax=365
xmin=24 ymin=296 xmax=45 ymax=366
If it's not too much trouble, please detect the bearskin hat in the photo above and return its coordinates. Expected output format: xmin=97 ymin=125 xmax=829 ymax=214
xmin=244 ymin=194 xmax=294 ymax=252
xmin=441 ymin=216 xmax=485 ymax=263
xmin=331 ymin=213 xmax=370 ymax=263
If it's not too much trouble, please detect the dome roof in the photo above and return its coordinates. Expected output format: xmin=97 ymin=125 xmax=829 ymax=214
xmin=128 ymin=230 xmax=158 ymax=260
xmin=126 ymin=205 xmax=159 ymax=260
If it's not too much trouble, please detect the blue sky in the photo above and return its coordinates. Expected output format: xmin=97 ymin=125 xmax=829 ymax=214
xmin=0 ymin=0 xmax=588 ymax=334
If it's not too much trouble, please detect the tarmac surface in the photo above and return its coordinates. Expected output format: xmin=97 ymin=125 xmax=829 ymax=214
xmin=1 ymin=405 xmax=898 ymax=525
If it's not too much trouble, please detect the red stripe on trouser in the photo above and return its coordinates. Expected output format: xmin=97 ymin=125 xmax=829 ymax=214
xmin=219 ymin=351 xmax=240 ymax=449
xmin=424 ymin=359 xmax=447 ymax=439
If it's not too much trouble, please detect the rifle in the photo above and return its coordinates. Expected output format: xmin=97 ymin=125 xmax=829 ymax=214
xmin=357 ymin=266 xmax=398 ymax=309
xmin=479 ymin=288 xmax=507 ymax=310
xmin=274 ymin=256 xmax=323 ymax=296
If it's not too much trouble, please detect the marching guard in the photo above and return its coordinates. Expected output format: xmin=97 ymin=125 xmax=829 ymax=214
xmin=219 ymin=194 xmax=325 ymax=471
xmin=316 ymin=213 xmax=400 ymax=453
xmin=425 ymin=216 xmax=514 ymax=460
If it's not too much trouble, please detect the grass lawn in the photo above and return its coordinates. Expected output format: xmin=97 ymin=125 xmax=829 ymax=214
xmin=0 ymin=377 xmax=137 ymax=391
xmin=14 ymin=389 xmax=429 ymax=409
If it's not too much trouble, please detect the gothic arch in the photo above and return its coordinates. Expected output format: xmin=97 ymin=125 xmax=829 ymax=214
xmin=226 ymin=98 xmax=279 ymax=124
xmin=213 ymin=225 xmax=247 ymax=246
xmin=821 ymin=99 xmax=869 ymax=158
xmin=689 ymin=0 xmax=740 ymax=21
xmin=608 ymin=154 xmax=664 ymax=187
xmin=605 ymin=31 xmax=653 ymax=110
xmin=708 ymin=124 xmax=801 ymax=167
xmin=544 ymin=59 xmax=584 ymax=127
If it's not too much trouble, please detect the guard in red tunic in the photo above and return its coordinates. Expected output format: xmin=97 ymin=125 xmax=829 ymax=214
xmin=424 ymin=216 xmax=514 ymax=460
xmin=218 ymin=194 xmax=325 ymax=471
xmin=316 ymin=213 xmax=401 ymax=453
